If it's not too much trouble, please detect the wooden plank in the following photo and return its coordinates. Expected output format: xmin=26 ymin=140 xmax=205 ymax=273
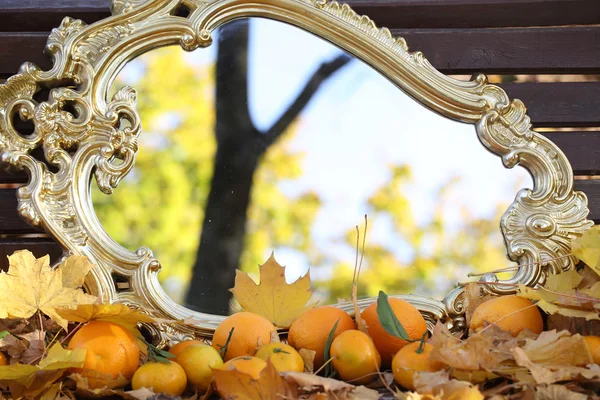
xmin=0 ymin=170 xmax=28 ymax=184
xmin=0 ymin=0 xmax=598 ymax=31
xmin=501 ymin=82 xmax=600 ymax=128
xmin=0 ymin=0 xmax=110 ymax=32
xmin=0 ymin=237 xmax=63 ymax=271
xmin=2 ymin=26 xmax=600 ymax=77
xmin=0 ymin=189 xmax=41 ymax=234
xmin=347 ymin=0 xmax=600 ymax=29
xmin=395 ymin=26 xmax=600 ymax=75
xmin=0 ymin=33 xmax=52 ymax=78
xmin=542 ymin=131 xmax=600 ymax=175
xmin=575 ymin=180 xmax=600 ymax=224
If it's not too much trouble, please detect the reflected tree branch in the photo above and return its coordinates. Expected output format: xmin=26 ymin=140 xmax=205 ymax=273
xmin=263 ymin=53 xmax=353 ymax=147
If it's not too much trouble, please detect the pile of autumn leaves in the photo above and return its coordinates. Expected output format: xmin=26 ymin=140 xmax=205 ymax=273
xmin=0 ymin=225 xmax=600 ymax=399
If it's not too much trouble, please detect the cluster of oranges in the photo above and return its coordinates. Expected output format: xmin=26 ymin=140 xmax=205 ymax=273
xmin=19 ymin=294 xmax=597 ymax=397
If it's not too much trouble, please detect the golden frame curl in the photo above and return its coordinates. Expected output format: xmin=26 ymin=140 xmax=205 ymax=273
xmin=0 ymin=0 xmax=592 ymax=345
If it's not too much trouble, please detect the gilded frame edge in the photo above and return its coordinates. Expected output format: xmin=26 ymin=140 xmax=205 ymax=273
xmin=0 ymin=0 xmax=592 ymax=345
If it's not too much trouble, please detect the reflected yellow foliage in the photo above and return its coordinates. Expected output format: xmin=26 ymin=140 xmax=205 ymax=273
xmin=93 ymin=47 xmax=321 ymax=303
xmin=93 ymin=46 xmax=514 ymax=305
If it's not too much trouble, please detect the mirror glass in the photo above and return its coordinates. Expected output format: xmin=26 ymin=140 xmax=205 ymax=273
xmin=94 ymin=17 xmax=532 ymax=315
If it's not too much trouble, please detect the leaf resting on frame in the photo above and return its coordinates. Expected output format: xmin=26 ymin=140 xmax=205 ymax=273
xmin=0 ymin=251 xmax=97 ymax=329
xmin=230 ymin=252 xmax=314 ymax=328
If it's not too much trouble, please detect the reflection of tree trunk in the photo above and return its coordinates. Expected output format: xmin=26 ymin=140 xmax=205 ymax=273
xmin=186 ymin=19 xmax=352 ymax=314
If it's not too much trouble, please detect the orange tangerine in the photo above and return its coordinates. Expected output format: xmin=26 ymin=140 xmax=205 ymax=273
xmin=330 ymin=330 xmax=381 ymax=385
xmin=392 ymin=342 xmax=445 ymax=390
xmin=288 ymin=306 xmax=355 ymax=368
xmin=361 ymin=298 xmax=427 ymax=366
xmin=255 ymin=342 xmax=304 ymax=373
xmin=469 ymin=295 xmax=543 ymax=337
xmin=131 ymin=361 xmax=187 ymax=396
xmin=212 ymin=312 xmax=277 ymax=361
xmin=68 ymin=321 xmax=140 ymax=388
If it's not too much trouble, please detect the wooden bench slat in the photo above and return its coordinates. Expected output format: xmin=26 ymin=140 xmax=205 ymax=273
xmin=395 ymin=26 xmax=600 ymax=75
xmin=541 ymin=132 xmax=600 ymax=175
xmin=1 ymin=0 xmax=599 ymax=31
xmin=574 ymin=180 xmax=600 ymax=224
xmin=0 ymin=189 xmax=41 ymax=233
xmin=0 ymin=237 xmax=63 ymax=271
xmin=3 ymin=26 xmax=600 ymax=77
xmin=501 ymin=82 xmax=600 ymax=128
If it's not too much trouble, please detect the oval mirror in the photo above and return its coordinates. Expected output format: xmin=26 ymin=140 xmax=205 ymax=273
xmin=94 ymin=17 xmax=532 ymax=316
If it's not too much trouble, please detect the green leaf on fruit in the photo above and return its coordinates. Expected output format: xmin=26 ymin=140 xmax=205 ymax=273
xmin=323 ymin=319 xmax=339 ymax=378
xmin=376 ymin=291 xmax=410 ymax=341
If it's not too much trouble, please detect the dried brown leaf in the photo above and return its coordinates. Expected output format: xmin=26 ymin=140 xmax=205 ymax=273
xmin=521 ymin=330 xmax=592 ymax=366
xmin=39 ymin=382 xmax=62 ymax=400
xmin=546 ymin=314 xmax=600 ymax=336
xmin=68 ymin=371 xmax=129 ymax=391
xmin=299 ymin=348 xmax=316 ymax=373
xmin=463 ymin=283 xmax=494 ymax=328
xmin=513 ymin=347 xmax=600 ymax=384
xmin=213 ymin=359 xmax=298 ymax=400
xmin=413 ymin=370 xmax=484 ymax=400
xmin=429 ymin=321 xmax=509 ymax=370
xmin=0 ymin=333 xmax=27 ymax=361
xmin=283 ymin=370 xmax=353 ymax=394
xmin=534 ymin=384 xmax=588 ymax=400
xmin=16 ymin=331 xmax=45 ymax=364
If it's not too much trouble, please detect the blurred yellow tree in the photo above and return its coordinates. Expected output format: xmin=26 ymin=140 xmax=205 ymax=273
xmin=92 ymin=46 xmax=322 ymax=305
xmin=321 ymin=165 xmax=515 ymax=302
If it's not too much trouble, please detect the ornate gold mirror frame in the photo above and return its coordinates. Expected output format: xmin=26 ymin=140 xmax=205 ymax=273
xmin=0 ymin=0 xmax=592 ymax=344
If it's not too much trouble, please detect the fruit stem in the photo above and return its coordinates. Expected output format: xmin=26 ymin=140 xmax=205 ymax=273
xmin=218 ymin=327 xmax=235 ymax=360
xmin=415 ymin=332 xmax=427 ymax=354
xmin=313 ymin=355 xmax=336 ymax=376
xmin=272 ymin=348 xmax=290 ymax=354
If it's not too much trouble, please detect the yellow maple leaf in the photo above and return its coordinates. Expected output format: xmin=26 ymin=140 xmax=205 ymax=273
xmin=230 ymin=253 xmax=314 ymax=327
xmin=0 ymin=250 xmax=98 ymax=329
xmin=0 ymin=343 xmax=86 ymax=388
xmin=571 ymin=225 xmax=600 ymax=276
xmin=55 ymin=303 xmax=156 ymax=333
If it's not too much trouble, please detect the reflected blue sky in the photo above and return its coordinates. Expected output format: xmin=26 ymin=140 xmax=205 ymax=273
xmin=114 ymin=18 xmax=532 ymax=298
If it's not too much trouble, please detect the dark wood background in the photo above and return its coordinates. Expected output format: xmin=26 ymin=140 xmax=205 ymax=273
xmin=0 ymin=0 xmax=599 ymax=269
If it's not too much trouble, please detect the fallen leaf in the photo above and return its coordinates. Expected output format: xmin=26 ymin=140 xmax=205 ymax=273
xmin=16 ymin=331 xmax=45 ymax=364
xmin=73 ymin=385 xmax=155 ymax=399
xmin=546 ymin=270 xmax=583 ymax=295
xmin=0 ymin=343 xmax=85 ymax=388
xmin=230 ymin=252 xmax=314 ymax=328
xmin=534 ymin=384 xmax=588 ymax=400
xmin=346 ymin=385 xmax=380 ymax=400
xmin=299 ymin=348 xmax=316 ymax=373
xmin=520 ymin=330 xmax=592 ymax=366
xmin=283 ymin=371 xmax=354 ymax=394
xmin=0 ymin=333 xmax=28 ymax=360
xmin=55 ymin=303 xmax=155 ymax=335
xmin=213 ymin=359 xmax=298 ymax=399
xmin=68 ymin=371 xmax=129 ymax=391
xmin=546 ymin=314 xmax=600 ymax=336
xmin=463 ymin=283 xmax=494 ymax=328
xmin=429 ymin=321 xmax=510 ymax=370
xmin=413 ymin=370 xmax=484 ymax=400
xmin=512 ymin=347 xmax=600 ymax=384
xmin=517 ymin=284 xmax=600 ymax=321
xmin=39 ymin=382 xmax=62 ymax=400
xmin=0 ymin=251 xmax=97 ymax=329
xmin=572 ymin=225 xmax=600 ymax=276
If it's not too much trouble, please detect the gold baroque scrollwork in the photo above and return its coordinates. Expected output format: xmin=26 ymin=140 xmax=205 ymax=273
xmin=0 ymin=0 xmax=592 ymax=342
